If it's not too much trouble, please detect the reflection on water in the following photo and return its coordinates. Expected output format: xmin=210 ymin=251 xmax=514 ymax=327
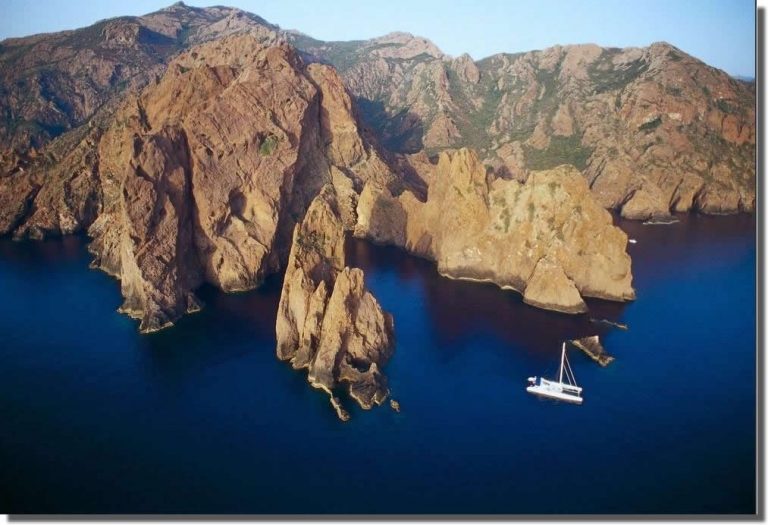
xmin=346 ymin=236 xmax=626 ymax=356
xmin=139 ymin=280 xmax=283 ymax=380
xmin=0 ymin=212 xmax=757 ymax=514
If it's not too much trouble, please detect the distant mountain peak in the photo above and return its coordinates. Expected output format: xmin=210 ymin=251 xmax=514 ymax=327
xmin=162 ymin=1 xmax=190 ymax=10
xmin=370 ymin=31 xmax=445 ymax=58
xmin=732 ymin=74 xmax=755 ymax=82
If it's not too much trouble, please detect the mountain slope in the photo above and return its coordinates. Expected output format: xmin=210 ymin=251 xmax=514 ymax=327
xmin=2 ymin=34 xmax=395 ymax=331
xmin=1 ymin=4 xmax=755 ymax=219
xmin=294 ymin=35 xmax=756 ymax=217
xmin=0 ymin=2 xmax=279 ymax=154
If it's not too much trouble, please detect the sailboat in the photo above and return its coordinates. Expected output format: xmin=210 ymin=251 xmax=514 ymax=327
xmin=526 ymin=342 xmax=583 ymax=404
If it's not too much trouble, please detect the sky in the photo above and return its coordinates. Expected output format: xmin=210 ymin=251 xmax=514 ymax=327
xmin=0 ymin=0 xmax=756 ymax=77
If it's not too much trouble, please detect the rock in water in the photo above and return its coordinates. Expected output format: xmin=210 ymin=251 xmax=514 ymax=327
xmin=571 ymin=336 xmax=614 ymax=366
xmin=356 ymin=148 xmax=635 ymax=314
xmin=276 ymin=184 xmax=346 ymax=364
xmin=276 ymin=185 xmax=395 ymax=419
xmin=589 ymin=318 xmax=629 ymax=330
xmin=390 ymin=399 xmax=401 ymax=413
xmin=330 ymin=396 xmax=350 ymax=422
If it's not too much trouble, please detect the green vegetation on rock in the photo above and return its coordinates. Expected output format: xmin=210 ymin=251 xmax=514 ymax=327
xmin=589 ymin=51 xmax=649 ymax=94
xmin=525 ymin=135 xmax=593 ymax=171
xmin=259 ymin=134 xmax=279 ymax=156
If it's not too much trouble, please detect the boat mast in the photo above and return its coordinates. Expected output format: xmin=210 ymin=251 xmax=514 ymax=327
xmin=559 ymin=342 xmax=565 ymax=383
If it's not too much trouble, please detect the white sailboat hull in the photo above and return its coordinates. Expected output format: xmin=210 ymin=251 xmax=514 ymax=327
xmin=526 ymin=383 xmax=583 ymax=404
xmin=526 ymin=377 xmax=583 ymax=404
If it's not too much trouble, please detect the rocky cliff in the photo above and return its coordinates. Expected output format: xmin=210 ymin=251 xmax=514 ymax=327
xmin=276 ymin=185 xmax=394 ymax=418
xmin=355 ymin=149 xmax=635 ymax=314
xmin=0 ymin=20 xmax=638 ymax=332
xmin=297 ymin=35 xmax=755 ymax=217
xmin=0 ymin=3 xmax=285 ymax=239
xmin=2 ymin=34 xmax=397 ymax=331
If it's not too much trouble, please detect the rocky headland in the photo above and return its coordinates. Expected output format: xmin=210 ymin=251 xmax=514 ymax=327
xmin=276 ymin=185 xmax=394 ymax=418
xmin=355 ymin=149 xmax=635 ymax=314
xmin=3 ymin=34 xmax=398 ymax=332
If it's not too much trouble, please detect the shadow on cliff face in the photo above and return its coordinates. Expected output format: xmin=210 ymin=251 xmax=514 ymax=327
xmin=355 ymin=98 xmax=424 ymax=154
xmin=345 ymin=236 xmax=628 ymax=360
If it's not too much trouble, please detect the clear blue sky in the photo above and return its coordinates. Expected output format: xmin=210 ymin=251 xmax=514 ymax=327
xmin=0 ymin=0 xmax=756 ymax=77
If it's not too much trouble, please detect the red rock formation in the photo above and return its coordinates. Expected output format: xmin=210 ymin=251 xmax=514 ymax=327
xmin=355 ymin=149 xmax=635 ymax=314
xmin=276 ymin=185 xmax=394 ymax=418
xmin=301 ymin=37 xmax=755 ymax=216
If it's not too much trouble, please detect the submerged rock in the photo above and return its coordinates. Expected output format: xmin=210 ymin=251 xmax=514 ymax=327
xmin=570 ymin=335 xmax=614 ymax=366
xmin=276 ymin=185 xmax=395 ymax=419
xmin=589 ymin=318 xmax=629 ymax=331
xmin=642 ymin=217 xmax=680 ymax=226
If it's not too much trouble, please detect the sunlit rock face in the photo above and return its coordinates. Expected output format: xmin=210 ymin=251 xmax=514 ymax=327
xmin=0 ymin=33 xmax=396 ymax=331
xmin=299 ymin=36 xmax=755 ymax=217
xmin=276 ymin=185 xmax=394 ymax=419
xmin=356 ymin=149 xmax=635 ymax=314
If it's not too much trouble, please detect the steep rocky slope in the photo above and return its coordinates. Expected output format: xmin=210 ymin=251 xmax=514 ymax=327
xmin=0 ymin=2 xmax=279 ymax=154
xmin=2 ymin=4 xmax=754 ymax=224
xmin=355 ymin=149 xmax=634 ymax=313
xmin=2 ymin=34 xmax=397 ymax=331
xmin=0 ymin=3 xmax=286 ymax=240
xmin=296 ymin=35 xmax=755 ymax=217
xmin=17 ymin=5 xmax=756 ymax=329
xmin=276 ymin=185 xmax=394 ymax=418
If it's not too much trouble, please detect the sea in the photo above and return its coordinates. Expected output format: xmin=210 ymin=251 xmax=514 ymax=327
xmin=0 ymin=213 xmax=756 ymax=514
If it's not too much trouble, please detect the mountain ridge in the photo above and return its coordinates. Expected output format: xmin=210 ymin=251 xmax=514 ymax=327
xmin=0 ymin=9 xmax=639 ymax=324
xmin=295 ymin=31 xmax=754 ymax=217
xmin=0 ymin=3 xmax=755 ymax=246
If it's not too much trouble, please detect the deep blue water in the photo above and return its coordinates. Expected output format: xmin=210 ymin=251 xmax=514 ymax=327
xmin=0 ymin=214 xmax=756 ymax=515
